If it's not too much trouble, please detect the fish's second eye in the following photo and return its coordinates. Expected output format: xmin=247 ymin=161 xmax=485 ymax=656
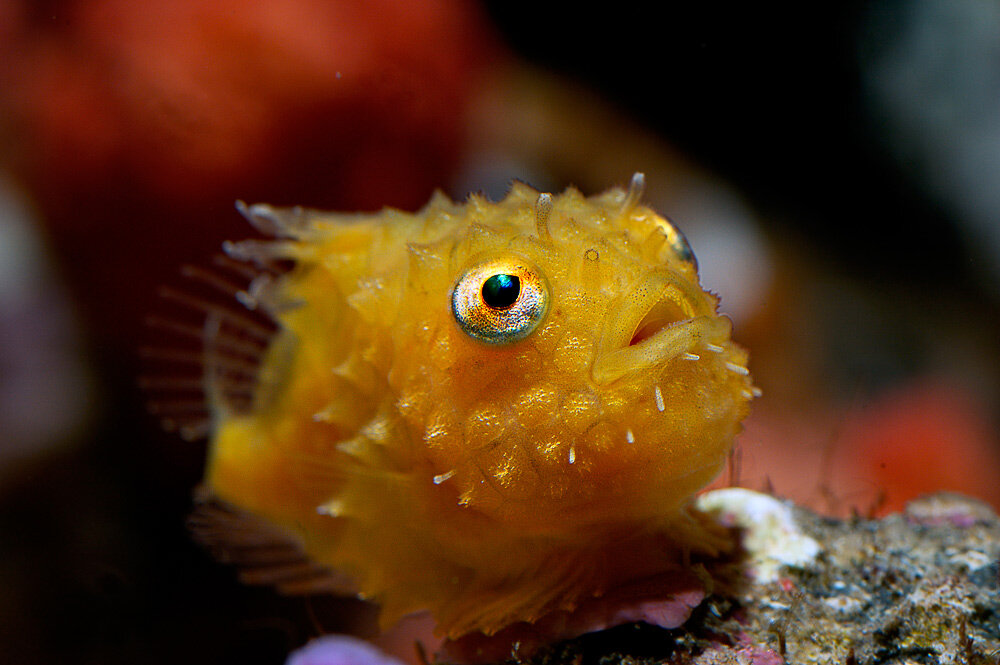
xmin=452 ymin=259 xmax=548 ymax=344
xmin=659 ymin=219 xmax=697 ymax=268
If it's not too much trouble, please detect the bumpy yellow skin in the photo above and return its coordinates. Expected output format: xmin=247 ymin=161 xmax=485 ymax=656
xmin=206 ymin=180 xmax=754 ymax=637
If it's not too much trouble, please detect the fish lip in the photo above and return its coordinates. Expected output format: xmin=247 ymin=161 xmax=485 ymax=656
xmin=591 ymin=316 xmax=732 ymax=384
xmin=590 ymin=269 xmax=729 ymax=385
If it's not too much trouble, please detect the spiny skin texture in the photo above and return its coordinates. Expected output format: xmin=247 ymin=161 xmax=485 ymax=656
xmin=204 ymin=179 xmax=755 ymax=638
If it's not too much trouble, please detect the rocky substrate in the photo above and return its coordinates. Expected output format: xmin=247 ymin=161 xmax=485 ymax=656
xmin=496 ymin=490 xmax=1000 ymax=665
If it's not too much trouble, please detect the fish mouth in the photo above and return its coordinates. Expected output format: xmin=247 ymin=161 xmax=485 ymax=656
xmin=591 ymin=269 xmax=731 ymax=385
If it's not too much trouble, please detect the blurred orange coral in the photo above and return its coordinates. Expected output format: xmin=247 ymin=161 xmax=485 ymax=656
xmin=1 ymin=0 xmax=494 ymax=213
xmin=734 ymin=379 xmax=1000 ymax=517
xmin=0 ymin=0 xmax=499 ymax=346
xmin=833 ymin=381 xmax=1000 ymax=514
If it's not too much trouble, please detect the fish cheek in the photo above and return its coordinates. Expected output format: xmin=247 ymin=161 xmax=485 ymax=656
xmin=641 ymin=363 xmax=747 ymax=497
xmin=568 ymin=361 xmax=730 ymax=517
xmin=513 ymin=382 xmax=561 ymax=431
xmin=394 ymin=326 xmax=520 ymax=475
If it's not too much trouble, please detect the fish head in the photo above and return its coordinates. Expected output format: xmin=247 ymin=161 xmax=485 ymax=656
xmin=388 ymin=179 xmax=755 ymax=535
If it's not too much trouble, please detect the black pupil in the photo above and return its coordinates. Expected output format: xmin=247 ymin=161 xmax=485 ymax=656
xmin=482 ymin=274 xmax=520 ymax=308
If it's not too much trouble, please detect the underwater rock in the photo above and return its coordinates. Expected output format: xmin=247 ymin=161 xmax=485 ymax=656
xmin=465 ymin=489 xmax=1000 ymax=665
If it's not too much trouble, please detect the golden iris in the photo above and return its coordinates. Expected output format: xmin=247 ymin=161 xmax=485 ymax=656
xmin=451 ymin=258 xmax=548 ymax=344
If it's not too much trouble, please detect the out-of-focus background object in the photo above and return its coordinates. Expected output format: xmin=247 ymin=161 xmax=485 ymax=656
xmin=861 ymin=0 xmax=1000 ymax=299
xmin=0 ymin=179 xmax=93 ymax=481
xmin=0 ymin=0 xmax=492 ymax=350
xmin=0 ymin=1 xmax=998 ymax=664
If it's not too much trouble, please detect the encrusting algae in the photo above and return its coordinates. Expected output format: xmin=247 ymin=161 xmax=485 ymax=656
xmin=189 ymin=174 xmax=757 ymax=640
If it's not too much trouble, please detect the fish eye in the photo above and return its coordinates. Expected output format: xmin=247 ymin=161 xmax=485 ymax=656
xmin=670 ymin=230 xmax=696 ymax=266
xmin=451 ymin=258 xmax=548 ymax=344
xmin=657 ymin=218 xmax=697 ymax=268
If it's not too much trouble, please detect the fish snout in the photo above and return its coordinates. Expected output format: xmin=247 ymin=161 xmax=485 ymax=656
xmin=591 ymin=269 xmax=732 ymax=384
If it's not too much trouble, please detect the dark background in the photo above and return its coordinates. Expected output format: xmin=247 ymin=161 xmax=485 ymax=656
xmin=482 ymin=2 xmax=974 ymax=288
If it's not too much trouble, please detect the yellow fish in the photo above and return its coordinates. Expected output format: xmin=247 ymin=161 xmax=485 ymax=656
xmin=192 ymin=174 xmax=755 ymax=639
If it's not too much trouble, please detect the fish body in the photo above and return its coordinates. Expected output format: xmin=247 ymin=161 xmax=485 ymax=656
xmin=200 ymin=175 xmax=754 ymax=637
